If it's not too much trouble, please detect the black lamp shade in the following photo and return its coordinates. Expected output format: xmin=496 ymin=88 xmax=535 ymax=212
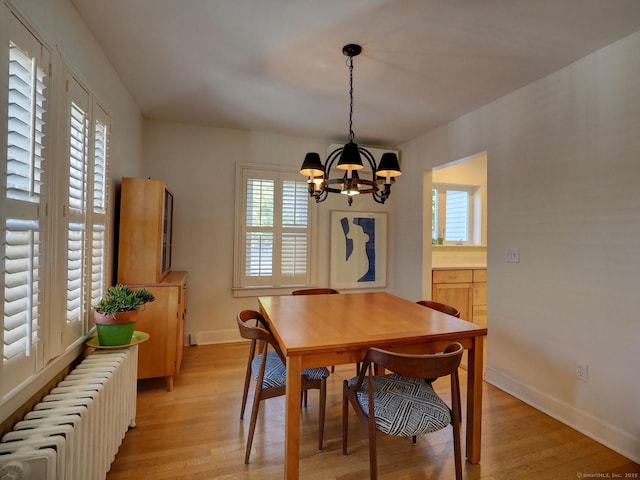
xmin=300 ymin=152 xmax=324 ymax=176
xmin=376 ymin=152 xmax=402 ymax=177
xmin=337 ymin=142 xmax=364 ymax=170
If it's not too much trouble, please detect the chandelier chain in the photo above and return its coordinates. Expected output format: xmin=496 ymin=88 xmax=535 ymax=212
xmin=348 ymin=55 xmax=355 ymax=143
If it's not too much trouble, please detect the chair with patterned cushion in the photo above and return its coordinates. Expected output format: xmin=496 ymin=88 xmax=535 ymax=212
xmin=416 ymin=300 xmax=461 ymax=318
xmin=237 ymin=309 xmax=329 ymax=464
xmin=342 ymin=343 xmax=464 ymax=480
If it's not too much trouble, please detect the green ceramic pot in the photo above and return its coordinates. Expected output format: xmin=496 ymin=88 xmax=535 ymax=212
xmin=94 ymin=310 xmax=139 ymax=346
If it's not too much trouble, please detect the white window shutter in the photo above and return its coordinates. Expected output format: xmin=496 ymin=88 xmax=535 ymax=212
xmin=238 ymin=167 xmax=310 ymax=288
xmin=90 ymin=106 xmax=109 ymax=309
xmin=281 ymin=181 xmax=308 ymax=279
xmin=2 ymin=14 xmax=49 ymax=394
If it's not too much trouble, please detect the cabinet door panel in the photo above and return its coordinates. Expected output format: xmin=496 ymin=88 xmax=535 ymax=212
xmin=473 ymin=282 xmax=487 ymax=306
xmin=432 ymin=283 xmax=472 ymax=321
xmin=135 ymin=286 xmax=178 ymax=380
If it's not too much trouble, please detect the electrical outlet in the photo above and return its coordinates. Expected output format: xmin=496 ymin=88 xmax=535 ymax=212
xmin=576 ymin=363 xmax=588 ymax=382
xmin=506 ymin=248 xmax=520 ymax=263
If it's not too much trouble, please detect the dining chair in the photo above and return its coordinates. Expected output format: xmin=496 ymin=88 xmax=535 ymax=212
xmin=291 ymin=288 xmax=339 ymax=295
xmin=237 ymin=310 xmax=329 ymax=464
xmin=342 ymin=343 xmax=464 ymax=480
xmin=416 ymin=299 xmax=461 ymax=318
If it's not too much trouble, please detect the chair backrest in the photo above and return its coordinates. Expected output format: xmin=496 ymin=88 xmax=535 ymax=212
xmin=236 ymin=310 xmax=286 ymax=364
xmin=291 ymin=288 xmax=339 ymax=295
xmin=416 ymin=300 xmax=460 ymax=318
xmin=362 ymin=343 xmax=463 ymax=381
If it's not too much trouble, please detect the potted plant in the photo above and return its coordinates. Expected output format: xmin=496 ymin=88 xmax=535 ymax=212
xmin=93 ymin=284 xmax=155 ymax=346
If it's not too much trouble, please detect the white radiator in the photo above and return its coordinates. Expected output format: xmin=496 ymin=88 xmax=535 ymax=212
xmin=0 ymin=346 xmax=138 ymax=480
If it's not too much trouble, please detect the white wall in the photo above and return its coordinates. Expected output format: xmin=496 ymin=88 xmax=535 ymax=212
xmin=398 ymin=31 xmax=640 ymax=462
xmin=142 ymin=121 xmax=395 ymax=344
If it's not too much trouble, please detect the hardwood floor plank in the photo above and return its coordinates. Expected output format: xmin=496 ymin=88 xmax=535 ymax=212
xmin=106 ymin=343 xmax=639 ymax=479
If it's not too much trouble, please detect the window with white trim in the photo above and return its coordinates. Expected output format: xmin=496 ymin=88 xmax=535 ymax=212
xmin=432 ymin=184 xmax=477 ymax=244
xmin=1 ymin=7 xmax=111 ymax=398
xmin=235 ymin=165 xmax=311 ymax=290
xmin=1 ymin=11 xmax=50 ymax=393
xmin=62 ymin=75 xmax=110 ymax=348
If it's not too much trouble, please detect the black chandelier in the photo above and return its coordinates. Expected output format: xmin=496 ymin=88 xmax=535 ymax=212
xmin=300 ymin=44 xmax=401 ymax=206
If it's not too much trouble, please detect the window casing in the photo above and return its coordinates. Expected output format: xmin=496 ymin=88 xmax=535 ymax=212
xmin=235 ymin=164 xmax=312 ymax=292
xmin=432 ymin=184 xmax=478 ymax=245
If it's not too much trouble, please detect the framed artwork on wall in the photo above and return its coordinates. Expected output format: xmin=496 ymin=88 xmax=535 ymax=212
xmin=330 ymin=211 xmax=387 ymax=290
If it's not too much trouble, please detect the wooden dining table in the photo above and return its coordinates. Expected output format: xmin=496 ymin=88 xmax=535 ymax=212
xmin=258 ymin=291 xmax=488 ymax=480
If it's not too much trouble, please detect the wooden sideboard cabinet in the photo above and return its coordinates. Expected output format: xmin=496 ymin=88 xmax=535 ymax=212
xmin=130 ymin=271 xmax=187 ymax=391
xmin=117 ymin=177 xmax=187 ymax=390
xmin=118 ymin=177 xmax=174 ymax=284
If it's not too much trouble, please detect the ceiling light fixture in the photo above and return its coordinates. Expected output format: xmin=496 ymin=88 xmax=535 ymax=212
xmin=300 ymin=44 xmax=401 ymax=206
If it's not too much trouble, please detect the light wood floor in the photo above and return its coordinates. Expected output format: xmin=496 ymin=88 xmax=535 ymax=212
xmin=106 ymin=343 xmax=639 ymax=479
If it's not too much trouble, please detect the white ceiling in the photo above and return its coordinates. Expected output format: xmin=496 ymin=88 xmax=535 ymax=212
xmin=71 ymin=0 xmax=640 ymax=146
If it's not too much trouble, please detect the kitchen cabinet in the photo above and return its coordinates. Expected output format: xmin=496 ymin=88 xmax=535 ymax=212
xmin=471 ymin=269 xmax=487 ymax=328
xmin=432 ymin=267 xmax=487 ymax=372
xmin=117 ymin=177 xmax=187 ymax=390
xmin=432 ymin=268 xmax=486 ymax=325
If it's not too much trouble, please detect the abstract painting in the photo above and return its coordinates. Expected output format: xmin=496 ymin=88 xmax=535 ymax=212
xmin=330 ymin=211 xmax=387 ymax=289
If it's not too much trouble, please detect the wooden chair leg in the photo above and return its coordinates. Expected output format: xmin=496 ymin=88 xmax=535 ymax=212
xmin=452 ymin=412 xmax=463 ymax=480
xmin=240 ymin=364 xmax=252 ymax=420
xmin=244 ymin=382 xmax=263 ymax=464
xmin=368 ymin=424 xmax=378 ymax=480
xmin=342 ymin=380 xmax=349 ymax=455
xmin=241 ymin=340 xmax=257 ymax=420
xmin=318 ymin=378 xmax=326 ymax=451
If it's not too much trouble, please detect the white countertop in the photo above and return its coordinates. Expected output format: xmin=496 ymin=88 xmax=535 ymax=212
xmin=432 ymin=264 xmax=487 ymax=270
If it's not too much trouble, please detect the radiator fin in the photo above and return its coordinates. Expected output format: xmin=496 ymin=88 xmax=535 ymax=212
xmin=0 ymin=346 xmax=138 ymax=480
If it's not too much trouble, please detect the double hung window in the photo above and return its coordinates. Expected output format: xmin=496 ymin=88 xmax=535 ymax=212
xmin=2 ymin=12 xmax=50 ymax=392
xmin=432 ymin=184 xmax=477 ymax=244
xmin=1 ymin=7 xmax=111 ymax=398
xmin=235 ymin=164 xmax=311 ymax=291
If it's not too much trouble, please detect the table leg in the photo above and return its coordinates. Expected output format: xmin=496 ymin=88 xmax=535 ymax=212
xmin=466 ymin=335 xmax=484 ymax=463
xmin=285 ymin=355 xmax=302 ymax=479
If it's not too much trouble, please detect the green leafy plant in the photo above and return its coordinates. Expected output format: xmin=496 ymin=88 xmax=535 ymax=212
xmin=94 ymin=284 xmax=155 ymax=316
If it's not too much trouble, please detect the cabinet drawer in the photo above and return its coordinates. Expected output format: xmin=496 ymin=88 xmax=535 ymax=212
xmin=473 ymin=269 xmax=487 ymax=282
xmin=433 ymin=269 xmax=473 ymax=284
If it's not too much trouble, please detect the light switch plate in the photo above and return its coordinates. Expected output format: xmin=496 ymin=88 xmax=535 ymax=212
xmin=506 ymin=248 xmax=520 ymax=263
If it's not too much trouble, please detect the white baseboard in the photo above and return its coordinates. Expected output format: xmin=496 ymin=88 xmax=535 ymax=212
xmin=484 ymin=366 xmax=640 ymax=464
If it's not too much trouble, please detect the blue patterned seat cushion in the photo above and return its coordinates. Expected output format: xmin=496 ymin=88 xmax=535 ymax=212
xmin=348 ymin=373 xmax=452 ymax=437
xmin=251 ymin=351 xmax=329 ymax=389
